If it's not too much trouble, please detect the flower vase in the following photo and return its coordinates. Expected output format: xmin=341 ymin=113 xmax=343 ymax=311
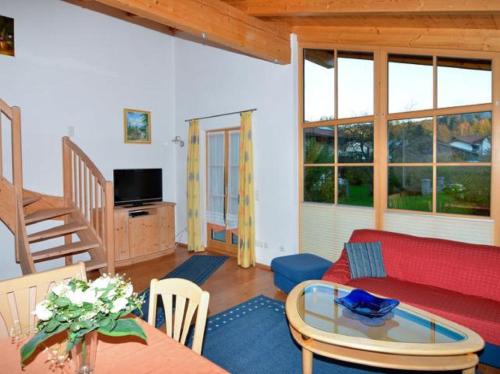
xmin=71 ymin=331 xmax=98 ymax=374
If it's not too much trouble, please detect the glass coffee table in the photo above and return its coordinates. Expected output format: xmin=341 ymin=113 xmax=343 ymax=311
xmin=285 ymin=281 xmax=484 ymax=374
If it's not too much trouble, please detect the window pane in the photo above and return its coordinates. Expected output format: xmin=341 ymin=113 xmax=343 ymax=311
xmin=304 ymin=49 xmax=335 ymax=122
xmin=388 ymin=167 xmax=433 ymax=212
xmin=338 ymin=51 xmax=374 ymax=118
xmin=304 ymin=167 xmax=334 ymax=203
xmin=211 ymin=229 xmax=226 ymax=242
xmin=437 ymin=111 xmax=492 ymax=162
xmin=304 ymin=127 xmax=335 ymax=163
xmin=388 ymin=117 xmax=433 ymax=163
xmin=437 ymin=166 xmax=491 ymax=216
xmin=438 ymin=57 xmax=492 ymax=108
xmin=231 ymin=233 xmax=238 ymax=246
xmin=389 ymin=54 xmax=433 ymax=113
xmin=338 ymin=167 xmax=373 ymax=207
xmin=338 ymin=122 xmax=374 ymax=163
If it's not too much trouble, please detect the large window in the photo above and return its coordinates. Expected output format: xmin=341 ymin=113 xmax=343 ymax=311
xmin=387 ymin=54 xmax=493 ymax=217
xmin=302 ymin=48 xmax=375 ymax=207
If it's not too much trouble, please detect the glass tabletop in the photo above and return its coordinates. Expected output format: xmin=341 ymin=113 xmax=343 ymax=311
xmin=297 ymin=284 xmax=465 ymax=344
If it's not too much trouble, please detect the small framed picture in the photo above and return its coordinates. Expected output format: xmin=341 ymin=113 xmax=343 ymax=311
xmin=0 ymin=15 xmax=15 ymax=57
xmin=123 ymin=108 xmax=151 ymax=144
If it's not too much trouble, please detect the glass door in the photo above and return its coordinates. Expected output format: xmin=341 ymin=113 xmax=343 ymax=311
xmin=206 ymin=129 xmax=240 ymax=254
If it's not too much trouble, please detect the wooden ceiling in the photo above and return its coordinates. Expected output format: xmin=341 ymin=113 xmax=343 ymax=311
xmin=67 ymin=0 xmax=500 ymax=64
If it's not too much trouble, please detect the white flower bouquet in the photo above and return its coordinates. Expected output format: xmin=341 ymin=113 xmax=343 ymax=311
xmin=21 ymin=274 xmax=146 ymax=364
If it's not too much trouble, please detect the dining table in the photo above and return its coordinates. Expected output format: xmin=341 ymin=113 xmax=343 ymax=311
xmin=0 ymin=318 xmax=229 ymax=373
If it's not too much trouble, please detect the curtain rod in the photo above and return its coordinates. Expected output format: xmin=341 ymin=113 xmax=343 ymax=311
xmin=184 ymin=108 xmax=257 ymax=123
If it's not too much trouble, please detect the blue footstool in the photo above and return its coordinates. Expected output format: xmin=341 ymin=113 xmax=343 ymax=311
xmin=271 ymin=253 xmax=332 ymax=294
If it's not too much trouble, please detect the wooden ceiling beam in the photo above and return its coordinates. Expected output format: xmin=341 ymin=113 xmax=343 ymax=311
xmin=224 ymin=0 xmax=500 ymax=17
xmin=295 ymin=26 xmax=500 ymax=53
xmin=91 ymin=0 xmax=291 ymax=64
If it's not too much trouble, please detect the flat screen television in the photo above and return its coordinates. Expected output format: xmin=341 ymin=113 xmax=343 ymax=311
xmin=113 ymin=168 xmax=163 ymax=206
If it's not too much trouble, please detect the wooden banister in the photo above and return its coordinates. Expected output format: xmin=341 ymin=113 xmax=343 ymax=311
xmin=0 ymin=99 xmax=24 ymax=263
xmin=62 ymin=137 xmax=115 ymax=274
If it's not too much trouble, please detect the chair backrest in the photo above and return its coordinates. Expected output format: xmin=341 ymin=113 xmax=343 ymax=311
xmin=148 ymin=278 xmax=210 ymax=354
xmin=0 ymin=262 xmax=86 ymax=338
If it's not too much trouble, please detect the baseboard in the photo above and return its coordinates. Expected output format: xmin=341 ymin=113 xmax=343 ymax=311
xmin=255 ymin=262 xmax=271 ymax=271
xmin=176 ymin=242 xmax=187 ymax=249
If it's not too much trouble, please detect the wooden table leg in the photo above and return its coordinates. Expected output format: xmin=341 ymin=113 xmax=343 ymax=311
xmin=462 ymin=367 xmax=475 ymax=374
xmin=302 ymin=347 xmax=313 ymax=374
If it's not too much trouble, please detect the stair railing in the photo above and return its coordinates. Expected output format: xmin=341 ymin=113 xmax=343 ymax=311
xmin=0 ymin=99 xmax=29 ymax=268
xmin=62 ymin=137 xmax=115 ymax=274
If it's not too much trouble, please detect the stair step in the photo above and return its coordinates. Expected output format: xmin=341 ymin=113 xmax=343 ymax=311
xmin=23 ymin=196 xmax=40 ymax=207
xmin=85 ymin=259 xmax=107 ymax=272
xmin=32 ymin=240 xmax=99 ymax=262
xmin=25 ymin=207 xmax=75 ymax=225
xmin=28 ymin=222 xmax=88 ymax=243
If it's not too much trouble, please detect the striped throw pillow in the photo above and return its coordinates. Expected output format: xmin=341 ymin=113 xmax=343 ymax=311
xmin=345 ymin=241 xmax=386 ymax=279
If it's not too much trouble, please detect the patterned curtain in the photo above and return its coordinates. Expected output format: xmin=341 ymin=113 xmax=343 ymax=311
xmin=187 ymin=120 xmax=204 ymax=252
xmin=237 ymin=112 xmax=255 ymax=268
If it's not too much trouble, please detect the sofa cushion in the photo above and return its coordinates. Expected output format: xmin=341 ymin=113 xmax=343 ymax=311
xmin=345 ymin=241 xmax=386 ymax=279
xmin=349 ymin=229 xmax=500 ymax=302
xmin=348 ymin=277 xmax=500 ymax=345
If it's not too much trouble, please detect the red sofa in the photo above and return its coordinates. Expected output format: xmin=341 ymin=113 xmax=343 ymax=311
xmin=322 ymin=229 xmax=500 ymax=348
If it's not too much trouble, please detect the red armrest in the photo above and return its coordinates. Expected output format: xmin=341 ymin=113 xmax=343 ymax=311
xmin=321 ymin=250 xmax=351 ymax=284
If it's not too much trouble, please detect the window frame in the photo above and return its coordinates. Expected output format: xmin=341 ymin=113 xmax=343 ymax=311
xmin=298 ymin=43 xmax=499 ymax=240
xmin=386 ymin=53 xmax=493 ymax=217
xmin=206 ymin=127 xmax=240 ymax=255
xmin=301 ymin=47 xmax=376 ymax=207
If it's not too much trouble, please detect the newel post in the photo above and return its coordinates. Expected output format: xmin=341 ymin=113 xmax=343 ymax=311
xmin=104 ymin=181 xmax=115 ymax=275
xmin=62 ymin=137 xmax=74 ymax=265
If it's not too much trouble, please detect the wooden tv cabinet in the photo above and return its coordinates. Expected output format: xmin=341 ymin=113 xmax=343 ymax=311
xmin=113 ymin=202 xmax=175 ymax=266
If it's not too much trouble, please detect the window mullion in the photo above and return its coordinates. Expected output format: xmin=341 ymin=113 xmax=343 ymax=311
xmin=334 ymin=125 xmax=338 ymax=205
xmin=433 ymin=55 xmax=439 ymax=214
xmin=432 ymin=115 xmax=437 ymax=214
xmin=334 ymin=49 xmax=338 ymax=121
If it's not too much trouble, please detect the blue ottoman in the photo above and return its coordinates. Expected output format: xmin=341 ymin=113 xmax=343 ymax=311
xmin=271 ymin=253 xmax=332 ymax=294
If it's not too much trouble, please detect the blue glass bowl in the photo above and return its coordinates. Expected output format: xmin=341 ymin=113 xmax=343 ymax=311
xmin=335 ymin=289 xmax=399 ymax=318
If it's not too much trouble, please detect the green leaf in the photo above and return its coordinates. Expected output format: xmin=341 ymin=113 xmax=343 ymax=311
xmin=98 ymin=317 xmax=116 ymax=331
xmin=98 ymin=319 xmax=147 ymax=341
xmin=21 ymin=323 xmax=68 ymax=364
xmin=79 ymin=320 xmax=94 ymax=330
xmin=56 ymin=314 xmax=68 ymax=322
xmin=55 ymin=297 xmax=71 ymax=307
xmin=43 ymin=319 xmax=60 ymax=333
xmin=67 ymin=309 xmax=81 ymax=319
xmin=70 ymin=322 xmax=85 ymax=331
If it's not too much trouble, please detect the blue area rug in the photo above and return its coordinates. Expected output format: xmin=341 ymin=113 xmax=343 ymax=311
xmin=197 ymin=295 xmax=466 ymax=374
xmin=135 ymin=255 xmax=227 ymax=327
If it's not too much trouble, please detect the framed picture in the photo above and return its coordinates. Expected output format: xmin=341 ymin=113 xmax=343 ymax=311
xmin=123 ymin=108 xmax=151 ymax=144
xmin=0 ymin=15 xmax=14 ymax=57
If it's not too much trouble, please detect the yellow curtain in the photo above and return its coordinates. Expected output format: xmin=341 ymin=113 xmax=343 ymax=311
xmin=187 ymin=120 xmax=204 ymax=252
xmin=237 ymin=111 xmax=255 ymax=268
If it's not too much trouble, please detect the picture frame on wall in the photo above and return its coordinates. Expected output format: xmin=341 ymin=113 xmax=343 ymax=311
xmin=123 ymin=108 xmax=151 ymax=144
xmin=0 ymin=15 xmax=14 ymax=57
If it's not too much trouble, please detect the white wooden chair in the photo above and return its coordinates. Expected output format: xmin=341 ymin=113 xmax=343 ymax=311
xmin=148 ymin=278 xmax=210 ymax=354
xmin=0 ymin=262 xmax=86 ymax=338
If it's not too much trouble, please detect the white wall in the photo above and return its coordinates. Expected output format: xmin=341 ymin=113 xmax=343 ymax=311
xmin=173 ymin=36 xmax=299 ymax=265
xmin=0 ymin=0 xmax=176 ymax=279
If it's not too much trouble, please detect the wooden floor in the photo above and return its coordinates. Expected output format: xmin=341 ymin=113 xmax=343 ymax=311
xmin=115 ymin=246 xmax=286 ymax=316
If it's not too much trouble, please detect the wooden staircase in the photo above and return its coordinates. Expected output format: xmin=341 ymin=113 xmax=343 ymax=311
xmin=0 ymin=98 xmax=114 ymax=275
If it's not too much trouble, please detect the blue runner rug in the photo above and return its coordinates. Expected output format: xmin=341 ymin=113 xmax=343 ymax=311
xmin=197 ymin=295 xmax=465 ymax=374
xmin=135 ymin=255 xmax=227 ymax=327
